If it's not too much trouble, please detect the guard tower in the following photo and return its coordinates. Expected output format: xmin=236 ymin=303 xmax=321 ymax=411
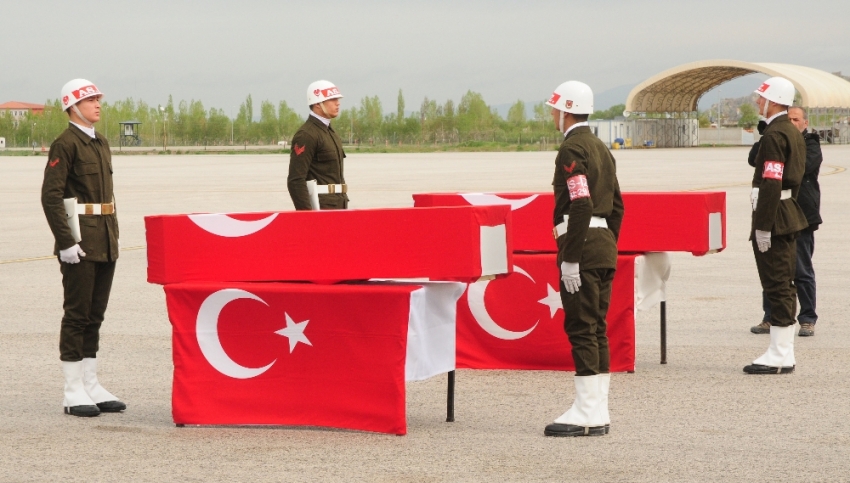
xmin=118 ymin=121 xmax=142 ymax=147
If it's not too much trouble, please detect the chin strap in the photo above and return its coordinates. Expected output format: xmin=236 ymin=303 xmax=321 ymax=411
xmin=71 ymin=105 xmax=94 ymax=128
xmin=319 ymin=101 xmax=330 ymax=118
xmin=559 ymin=111 xmax=565 ymax=133
xmin=760 ymin=99 xmax=770 ymax=118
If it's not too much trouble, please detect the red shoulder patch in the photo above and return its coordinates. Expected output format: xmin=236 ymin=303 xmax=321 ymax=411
xmin=49 ymin=159 xmax=60 ymax=168
xmin=564 ymin=161 xmax=576 ymax=174
xmin=294 ymin=144 xmax=305 ymax=156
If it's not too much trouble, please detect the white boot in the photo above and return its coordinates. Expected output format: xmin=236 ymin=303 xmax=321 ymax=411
xmin=62 ymin=361 xmax=99 ymax=417
xmin=596 ymin=373 xmax=611 ymax=433
xmin=745 ymin=325 xmax=796 ymax=374
xmin=82 ymin=358 xmax=126 ymax=412
xmin=545 ymin=375 xmax=605 ymax=436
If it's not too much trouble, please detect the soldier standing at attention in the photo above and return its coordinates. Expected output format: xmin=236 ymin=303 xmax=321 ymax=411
xmin=543 ymin=81 xmax=624 ymax=437
xmin=744 ymin=77 xmax=809 ymax=375
xmin=749 ymin=106 xmax=822 ymax=337
xmin=41 ymin=79 xmax=126 ymax=417
xmin=287 ymin=80 xmax=348 ymax=210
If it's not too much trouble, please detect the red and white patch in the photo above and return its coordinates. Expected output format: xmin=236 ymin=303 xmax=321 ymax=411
xmin=62 ymin=96 xmax=69 ymax=106
xmin=72 ymin=85 xmax=99 ymax=100
xmin=567 ymin=175 xmax=590 ymax=201
xmin=565 ymin=100 xmax=574 ymax=109
xmin=313 ymin=89 xmax=320 ymax=96
xmin=548 ymin=93 xmax=561 ymax=105
xmin=320 ymin=87 xmax=340 ymax=98
xmin=762 ymin=161 xmax=784 ymax=180
xmin=757 ymin=82 xmax=770 ymax=93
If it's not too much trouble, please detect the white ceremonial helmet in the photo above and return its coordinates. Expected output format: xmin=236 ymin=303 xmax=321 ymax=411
xmin=61 ymin=79 xmax=103 ymax=111
xmin=546 ymin=81 xmax=594 ymax=115
xmin=754 ymin=77 xmax=795 ymax=107
xmin=307 ymin=80 xmax=343 ymax=106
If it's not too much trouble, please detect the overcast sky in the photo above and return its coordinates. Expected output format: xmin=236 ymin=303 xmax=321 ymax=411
xmin=3 ymin=0 xmax=849 ymax=114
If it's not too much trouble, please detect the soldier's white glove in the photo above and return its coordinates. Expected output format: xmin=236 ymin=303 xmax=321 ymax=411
xmin=755 ymin=230 xmax=771 ymax=253
xmin=750 ymin=188 xmax=759 ymax=212
xmin=59 ymin=244 xmax=86 ymax=264
xmin=560 ymin=261 xmax=581 ymax=294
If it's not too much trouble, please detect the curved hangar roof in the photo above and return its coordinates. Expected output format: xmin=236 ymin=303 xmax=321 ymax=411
xmin=625 ymin=59 xmax=850 ymax=113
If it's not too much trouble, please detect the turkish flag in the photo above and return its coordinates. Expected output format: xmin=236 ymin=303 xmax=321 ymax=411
xmin=146 ymin=205 xmax=512 ymax=285
xmin=413 ymin=192 xmax=726 ymax=256
xmin=456 ymin=253 xmax=636 ymax=372
xmin=165 ymin=281 xmax=463 ymax=435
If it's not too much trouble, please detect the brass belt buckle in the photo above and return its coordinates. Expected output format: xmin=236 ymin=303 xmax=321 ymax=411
xmin=327 ymin=184 xmax=336 ymax=194
xmin=85 ymin=204 xmax=94 ymax=215
xmin=103 ymin=204 xmax=114 ymax=215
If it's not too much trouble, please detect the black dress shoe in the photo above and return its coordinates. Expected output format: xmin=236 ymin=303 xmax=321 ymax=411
xmin=743 ymin=364 xmax=795 ymax=374
xmin=96 ymin=400 xmax=127 ymax=412
xmin=64 ymin=405 xmax=100 ymax=417
xmin=544 ymin=423 xmax=606 ymax=437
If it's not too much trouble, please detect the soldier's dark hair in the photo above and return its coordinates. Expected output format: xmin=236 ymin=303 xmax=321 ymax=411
xmin=789 ymin=106 xmax=808 ymax=120
xmin=573 ymin=114 xmax=589 ymax=122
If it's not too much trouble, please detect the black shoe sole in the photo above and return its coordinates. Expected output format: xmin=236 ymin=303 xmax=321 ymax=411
xmin=96 ymin=401 xmax=127 ymax=412
xmin=743 ymin=364 xmax=795 ymax=374
xmin=544 ymin=423 xmax=606 ymax=437
xmin=750 ymin=327 xmax=770 ymax=334
xmin=64 ymin=405 xmax=100 ymax=417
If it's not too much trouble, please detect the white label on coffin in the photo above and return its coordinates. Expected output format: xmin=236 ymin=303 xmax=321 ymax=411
xmin=479 ymin=225 xmax=508 ymax=276
xmin=708 ymin=212 xmax=722 ymax=250
xmin=188 ymin=213 xmax=278 ymax=237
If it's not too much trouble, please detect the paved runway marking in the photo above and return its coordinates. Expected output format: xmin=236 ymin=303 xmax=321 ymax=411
xmin=0 ymin=246 xmax=146 ymax=264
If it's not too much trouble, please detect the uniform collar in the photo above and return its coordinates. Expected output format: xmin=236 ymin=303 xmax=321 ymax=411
xmin=70 ymin=121 xmax=96 ymax=139
xmin=765 ymin=110 xmax=788 ymax=125
xmin=309 ymin=111 xmax=331 ymax=127
xmin=564 ymin=121 xmax=590 ymax=138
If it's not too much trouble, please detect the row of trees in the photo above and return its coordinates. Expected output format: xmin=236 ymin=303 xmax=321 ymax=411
xmin=0 ymin=91 xmax=633 ymax=149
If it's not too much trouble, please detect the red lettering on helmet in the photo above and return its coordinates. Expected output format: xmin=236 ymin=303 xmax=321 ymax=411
xmin=762 ymin=161 xmax=784 ymax=180
xmin=548 ymin=93 xmax=561 ymax=104
xmin=567 ymin=174 xmax=590 ymax=201
xmin=72 ymin=85 xmax=97 ymax=99
xmin=757 ymin=83 xmax=770 ymax=93
xmin=321 ymin=87 xmax=339 ymax=97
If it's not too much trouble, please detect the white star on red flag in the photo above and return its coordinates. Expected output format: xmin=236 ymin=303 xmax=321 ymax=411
xmin=275 ymin=313 xmax=312 ymax=353
xmin=538 ymin=284 xmax=562 ymax=318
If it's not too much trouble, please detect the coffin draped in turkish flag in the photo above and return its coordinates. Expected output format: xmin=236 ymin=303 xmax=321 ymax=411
xmin=456 ymin=253 xmax=637 ymax=372
xmin=165 ymin=281 xmax=464 ymax=435
xmin=147 ymin=205 xmax=512 ymax=285
xmin=413 ymin=192 xmax=726 ymax=255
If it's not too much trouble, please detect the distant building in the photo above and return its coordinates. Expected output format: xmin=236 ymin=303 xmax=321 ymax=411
xmin=0 ymin=102 xmax=45 ymax=126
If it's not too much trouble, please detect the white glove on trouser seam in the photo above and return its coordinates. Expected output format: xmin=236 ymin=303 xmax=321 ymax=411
xmin=560 ymin=261 xmax=581 ymax=294
xmin=59 ymin=244 xmax=86 ymax=264
xmin=755 ymin=230 xmax=771 ymax=253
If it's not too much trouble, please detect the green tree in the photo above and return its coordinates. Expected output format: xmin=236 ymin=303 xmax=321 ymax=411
xmin=738 ymin=103 xmax=759 ymax=129
xmin=590 ymin=104 xmax=625 ymax=120
xmin=278 ymin=101 xmax=302 ymax=141
xmin=507 ymin=100 xmax=526 ymax=126
xmin=256 ymin=100 xmax=279 ymax=143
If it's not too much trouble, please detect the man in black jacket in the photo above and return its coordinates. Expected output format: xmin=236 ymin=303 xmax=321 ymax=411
xmin=749 ymin=106 xmax=823 ymax=337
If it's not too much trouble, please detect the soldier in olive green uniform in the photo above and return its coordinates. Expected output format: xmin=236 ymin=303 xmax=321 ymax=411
xmin=543 ymin=81 xmax=624 ymax=438
xmin=287 ymin=80 xmax=348 ymax=210
xmin=41 ymin=79 xmax=125 ymax=417
xmin=744 ymin=77 xmax=809 ymax=375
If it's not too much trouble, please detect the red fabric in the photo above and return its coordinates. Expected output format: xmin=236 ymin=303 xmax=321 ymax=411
xmin=165 ymin=282 xmax=421 ymax=434
xmin=146 ymin=206 xmax=512 ymax=285
xmin=413 ymin=192 xmax=726 ymax=255
xmin=567 ymin=175 xmax=590 ymax=200
xmin=455 ymin=253 xmax=636 ymax=372
xmin=762 ymin=161 xmax=784 ymax=180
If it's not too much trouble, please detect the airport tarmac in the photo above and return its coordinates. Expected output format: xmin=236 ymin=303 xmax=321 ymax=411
xmin=1 ymin=146 xmax=849 ymax=482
